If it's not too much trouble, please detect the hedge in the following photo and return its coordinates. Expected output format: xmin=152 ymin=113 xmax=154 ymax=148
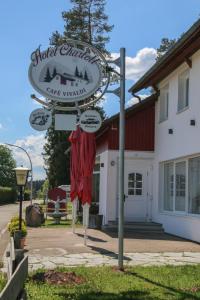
xmin=24 ymin=189 xmax=31 ymax=201
xmin=0 ymin=187 xmax=17 ymax=205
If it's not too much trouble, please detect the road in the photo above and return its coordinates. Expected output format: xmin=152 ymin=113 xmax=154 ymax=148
xmin=0 ymin=201 xmax=37 ymax=261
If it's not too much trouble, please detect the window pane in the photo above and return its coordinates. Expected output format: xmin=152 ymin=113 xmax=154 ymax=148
xmin=164 ymin=163 xmax=174 ymax=211
xmin=136 ymin=189 xmax=142 ymax=195
xmin=129 ymin=173 xmax=135 ymax=181
xmin=136 ymin=181 xmax=142 ymax=188
xmin=136 ymin=173 xmax=142 ymax=181
xmin=186 ymin=77 xmax=189 ymax=107
xmin=128 ymin=189 xmax=134 ymax=195
xmin=160 ymin=85 xmax=169 ymax=122
xmin=178 ymin=69 xmax=189 ymax=111
xmin=189 ymin=157 xmax=200 ymax=214
xmin=92 ymin=173 xmax=100 ymax=203
xmin=175 ymin=162 xmax=186 ymax=211
xmin=94 ymin=163 xmax=100 ymax=172
xmin=128 ymin=181 xmax=134 ymax=188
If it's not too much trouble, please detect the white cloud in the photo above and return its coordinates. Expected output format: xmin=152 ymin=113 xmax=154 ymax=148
xmin=111 ymin=47 xmax=157 ymax=82
xmin=126 ymin=94 xmax=149 ymax=107
xmin=0 ymin=123 xmax=2 ymax=129
xmin=13 ymin=134 xmax=46 ymax=180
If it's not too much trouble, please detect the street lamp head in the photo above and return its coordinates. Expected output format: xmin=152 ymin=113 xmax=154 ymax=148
xmin=13 ymin=166 xmax=30 ymax=186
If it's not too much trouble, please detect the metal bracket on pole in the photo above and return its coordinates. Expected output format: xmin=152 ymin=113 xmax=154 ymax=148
xmin=106 ymin=57 xmax=121 ymax=67
xmin=106 ymin=87 xmax=121 ymax=98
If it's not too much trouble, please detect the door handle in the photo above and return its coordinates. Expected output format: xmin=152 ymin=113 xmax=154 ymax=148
xmin=124 ymin=195 xmax=128 ymax=202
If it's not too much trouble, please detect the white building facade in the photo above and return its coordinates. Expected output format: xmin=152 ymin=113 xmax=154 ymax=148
xmin=153 ymin=50 xmax=200 ymax=242
xmin=129 ymin=19 xmax=200 ymax=242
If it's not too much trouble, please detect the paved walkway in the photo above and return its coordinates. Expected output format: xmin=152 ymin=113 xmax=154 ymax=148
xmin=2 ymin=224 xmax=200 ymax=272
xmin=28 ymin=251 xmax=200 ymax=271
xmin=23 ymin=227 xmax=200 ymax=271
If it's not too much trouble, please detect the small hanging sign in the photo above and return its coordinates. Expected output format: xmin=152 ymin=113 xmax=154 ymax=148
xmin=29 ymin=108 xmax=52 ymax=131
xmin=55 ymin=114 xmax=77 ymax=131
xmin=79 ymin=110 xmax=102 ymax=133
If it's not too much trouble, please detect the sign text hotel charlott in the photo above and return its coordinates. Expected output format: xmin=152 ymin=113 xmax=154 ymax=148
xmin=29 ymin=44 xmax=102 ymax=103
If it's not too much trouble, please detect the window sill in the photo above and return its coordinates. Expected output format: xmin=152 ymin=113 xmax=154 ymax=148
xmin=176 ymin=106 xmax=189 ymax=115
xmin=159 ymin=211 xmax=200 ymax=219
xmin=159 ymin=118 xmax=168 ymax=124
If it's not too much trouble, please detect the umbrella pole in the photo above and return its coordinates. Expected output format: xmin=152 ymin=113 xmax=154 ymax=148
xmin=84 ymin=226 xmax=87 ymax=246
xmin=72 ymin=197 xmax=78 ymax=233
xmin=83 ymin=203 xmax=89 ymax=246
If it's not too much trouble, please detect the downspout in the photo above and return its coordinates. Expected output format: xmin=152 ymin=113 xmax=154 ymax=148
xmin=132 ymin=93 xmax=142 ymax=103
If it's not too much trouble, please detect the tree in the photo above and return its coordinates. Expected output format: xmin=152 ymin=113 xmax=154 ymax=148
xmin=0 ymin=145 xmax=16 ymax=187
xmin=44 ymin=0 xmax=112 ymax=188
xmin=44 ymin=67 xmax=52 ymax=82
xmin=50 ymin=0 xmax=113 ymax=54
xmin=156 ymin=38 xmax=177 ymax=60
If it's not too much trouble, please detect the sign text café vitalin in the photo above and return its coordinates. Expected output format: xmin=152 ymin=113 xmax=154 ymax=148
xmin=28 ymin=44 xmax=103 ymax=102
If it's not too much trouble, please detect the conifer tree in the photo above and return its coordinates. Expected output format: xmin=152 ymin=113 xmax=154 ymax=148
xmin=52 ymin=67 xmax=57 ymax=78
xmin=44 ymin=67 xmax=52 ymax=82
xmin=44 ymin=0 xmax=112 ymax=188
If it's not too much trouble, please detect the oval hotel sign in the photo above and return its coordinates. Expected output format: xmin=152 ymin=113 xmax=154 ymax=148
xmin=28 ymin=43 xmax=102 ymax=102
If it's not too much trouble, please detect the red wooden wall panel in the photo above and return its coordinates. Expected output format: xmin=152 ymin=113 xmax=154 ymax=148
xmin=96 ymin=100 xmax=155 ymax=154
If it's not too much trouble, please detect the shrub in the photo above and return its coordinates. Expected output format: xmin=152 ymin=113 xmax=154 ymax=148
xmin=8 ymin=216 xmax=27 ymax=237
xmin=0 ymin=187 xmax=17 ymax=205
xmin=24 ymin=189 xmax=31 ymax=201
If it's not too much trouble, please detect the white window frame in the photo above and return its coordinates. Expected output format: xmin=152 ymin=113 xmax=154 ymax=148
xmin=177 ymin=69 xmax=190 ymax=113
xmin=159 ymin=84 xmax=169 ymax=122
xmin=160 ymin=158 xmax=191 ymax=215
xmin=128 ymin=172 xmax=143 ymax=196
xmin=174 ymin=160 xmax=187 ymax=213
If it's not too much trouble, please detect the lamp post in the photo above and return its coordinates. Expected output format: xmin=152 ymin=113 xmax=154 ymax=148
xmin=5 ymin=143 xmax=33 ymax=204
xmin=13 ymin=167 xmax=30 ymax=230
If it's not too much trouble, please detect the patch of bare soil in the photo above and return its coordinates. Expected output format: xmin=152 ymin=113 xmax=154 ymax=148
xmin=32 ymin=270 xmax=85 ymax=285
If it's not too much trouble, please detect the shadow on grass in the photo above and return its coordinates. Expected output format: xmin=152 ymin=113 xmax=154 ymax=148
xmin=56 ymin=290 xmax=163 ymax=300
xmin=126 ymin=271 xmax=199 ymax=300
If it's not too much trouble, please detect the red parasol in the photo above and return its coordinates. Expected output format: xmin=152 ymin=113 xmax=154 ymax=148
xmin=48 ymin=188 xmax=67 ymax=212
xmin=48 ymin=187 xmax=66 ymax=201
xmin=79 ymin=131 xmax=96 ymax=205
xmin=69 ymin=127 xmax=81 ymax=201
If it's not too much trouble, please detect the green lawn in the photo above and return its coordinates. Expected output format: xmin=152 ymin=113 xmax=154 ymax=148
xmin=0 ymin=272 xmax=6 ymax=292
xmin=26 ymin=265 xmax=200 ymax=300
xmin=42 ymin=218 xmax=82 ymax=228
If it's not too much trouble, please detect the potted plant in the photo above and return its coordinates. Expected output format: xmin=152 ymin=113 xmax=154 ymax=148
xmin=89 ymin=203 xmax=103 ymax=229
xmin=8 ymin=216 xmax=27 ymax=249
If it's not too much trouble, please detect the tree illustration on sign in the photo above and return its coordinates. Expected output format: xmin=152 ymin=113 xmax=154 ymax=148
xmin=75 ymin=66 xmax=79 ymax=77
xmin=52 ymin=67 xmax=57 ymax=78
xmin=44 ymin=67 xmax=52 ymax=82
xmin=84 ymin=71 xmax=89 ymax=81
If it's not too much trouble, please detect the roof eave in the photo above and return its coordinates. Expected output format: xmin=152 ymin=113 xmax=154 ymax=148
xmin=129 ymin=18 xmax=200 ymax=94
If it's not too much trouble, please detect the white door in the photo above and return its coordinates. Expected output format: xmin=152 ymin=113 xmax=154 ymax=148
xmin=124 ymin=161 xmax=148 ymax=222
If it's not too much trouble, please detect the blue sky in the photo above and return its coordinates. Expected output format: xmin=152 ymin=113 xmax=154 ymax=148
xmin=0 ymin=0 xmax=200 ymax=179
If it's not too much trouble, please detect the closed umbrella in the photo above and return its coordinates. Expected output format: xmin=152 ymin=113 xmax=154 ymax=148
xmin=79 ymin=131 xmax=96 ymax=244
xmin=69 ymin=127 xmax=81 ymax=233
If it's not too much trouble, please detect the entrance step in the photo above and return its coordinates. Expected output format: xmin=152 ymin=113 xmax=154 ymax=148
xmin=102 ymin=221 xmax=164 ymax=233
